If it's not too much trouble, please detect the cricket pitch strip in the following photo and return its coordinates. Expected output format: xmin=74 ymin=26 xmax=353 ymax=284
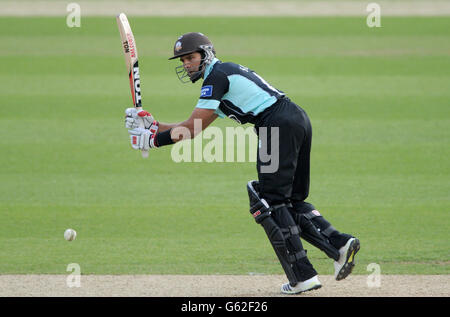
xmin=0 ymin=275 xmax=448 ymax=297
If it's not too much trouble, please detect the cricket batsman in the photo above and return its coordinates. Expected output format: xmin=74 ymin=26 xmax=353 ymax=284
xmin=125 ymin=32 xmax=360 ymax=294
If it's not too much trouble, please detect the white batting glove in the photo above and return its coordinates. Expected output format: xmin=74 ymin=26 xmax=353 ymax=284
xmin=125 ymin=108 xmax=156 ymax=130
xmin=128 ymin=128 xmax=158 ymax=151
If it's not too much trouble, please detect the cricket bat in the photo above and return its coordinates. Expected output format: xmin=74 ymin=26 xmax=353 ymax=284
xmin=116 ymin=13 xmax=148 ymax=158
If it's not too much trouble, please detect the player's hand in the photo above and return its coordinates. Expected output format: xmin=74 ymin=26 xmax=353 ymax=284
xmin=125 ymin=108 xmax=156 ymax=130
xmin=128 ymin=127 xmax=158 ymax=151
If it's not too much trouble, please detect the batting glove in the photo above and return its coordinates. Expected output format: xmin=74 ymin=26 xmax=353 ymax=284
xmin=125 ymin=107 xmax=157 ymax=130
xmin=128 ymin=126 xmax=159 ymax=151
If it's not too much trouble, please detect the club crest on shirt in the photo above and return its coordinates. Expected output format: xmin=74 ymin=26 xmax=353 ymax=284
xmin=200 ymin=85 xmax=213 ymax=97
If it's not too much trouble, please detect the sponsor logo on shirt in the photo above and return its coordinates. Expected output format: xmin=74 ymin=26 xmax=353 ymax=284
xmin=200 ymin=85 xmax=213 ymax=97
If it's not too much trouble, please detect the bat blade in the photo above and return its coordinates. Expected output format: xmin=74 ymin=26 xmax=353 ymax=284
xmin=116 ymin=13 xmax=148 ymax=158
xmin=116 ymin=13 xmax=142 ymax=110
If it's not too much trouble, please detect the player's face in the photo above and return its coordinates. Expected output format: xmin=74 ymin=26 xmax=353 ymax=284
xmin=180 ymin=52 xmax=202 ymax=76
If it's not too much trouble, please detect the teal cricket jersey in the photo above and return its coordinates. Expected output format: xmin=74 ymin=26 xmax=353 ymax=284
xmin=195 ymin=58 xmax=285 ymax=124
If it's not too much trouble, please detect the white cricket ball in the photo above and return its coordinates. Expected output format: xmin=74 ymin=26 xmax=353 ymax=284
xmin=64 ymin=229 xmax=77 ymax=241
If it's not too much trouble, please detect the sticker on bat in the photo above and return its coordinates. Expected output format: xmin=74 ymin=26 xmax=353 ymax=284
xmin=133 ymin=64 xmax=142 ymax=105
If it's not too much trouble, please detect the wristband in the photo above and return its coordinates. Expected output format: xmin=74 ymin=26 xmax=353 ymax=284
xmin=155 ymin=128 xmax=175 ymax=147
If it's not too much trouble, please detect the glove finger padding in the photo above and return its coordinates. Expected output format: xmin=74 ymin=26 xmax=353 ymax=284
xmin=125 ymin=108 xmax=138 ymax=117
xmin=125 ymin=108 xmax=140 ymax=130
xmin=138 ymin=110 xmax=155 ymax=129
xmin=125 ymin=108 xmax=156 ymax=130
xmin=125 ymin=117 xmax=138 ymax=129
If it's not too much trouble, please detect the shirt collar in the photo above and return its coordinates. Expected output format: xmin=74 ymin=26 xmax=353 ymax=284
xmin=204 ymin=58 xmax=219 ymax=79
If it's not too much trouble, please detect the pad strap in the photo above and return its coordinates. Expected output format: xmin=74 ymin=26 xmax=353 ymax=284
xmin=302 ymin=211 xmax=318 ymax=220
xmin=287 ymin=250 xmax=307 ymax=263
xmin=303 ymin=211 xmax=336 ymax=238
xmin=281 ymin=225 xmax=301 ymax=238
xmin=281 ymin=225 xmax=306 ymax=263
xmin=250 ymin=199 xmax=271 ymax=224
xmin=321 ymin=226 xmax=337 ymax=238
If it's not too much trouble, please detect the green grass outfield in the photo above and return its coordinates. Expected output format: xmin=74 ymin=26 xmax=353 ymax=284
xmin=0 ymin=17 xmax=449 ymax=276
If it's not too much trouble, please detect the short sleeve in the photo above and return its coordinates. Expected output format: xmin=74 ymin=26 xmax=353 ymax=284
xmin=195 ymin=70 xmax=229 ymax=110
xmin=214 ymin=107 xmax=226 ymax=118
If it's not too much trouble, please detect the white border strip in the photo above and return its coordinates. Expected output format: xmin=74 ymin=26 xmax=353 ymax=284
xmin=2 ymin=1 xmax=450 ymax=17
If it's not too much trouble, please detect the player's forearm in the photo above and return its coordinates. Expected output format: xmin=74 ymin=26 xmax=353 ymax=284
xmin=157 ymin=121 xmax=196 ymax=143
xmin=156 ymin=109 xmax=217 ymax=143
xmin=157 ymin=122 xmax=179 ymax=132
